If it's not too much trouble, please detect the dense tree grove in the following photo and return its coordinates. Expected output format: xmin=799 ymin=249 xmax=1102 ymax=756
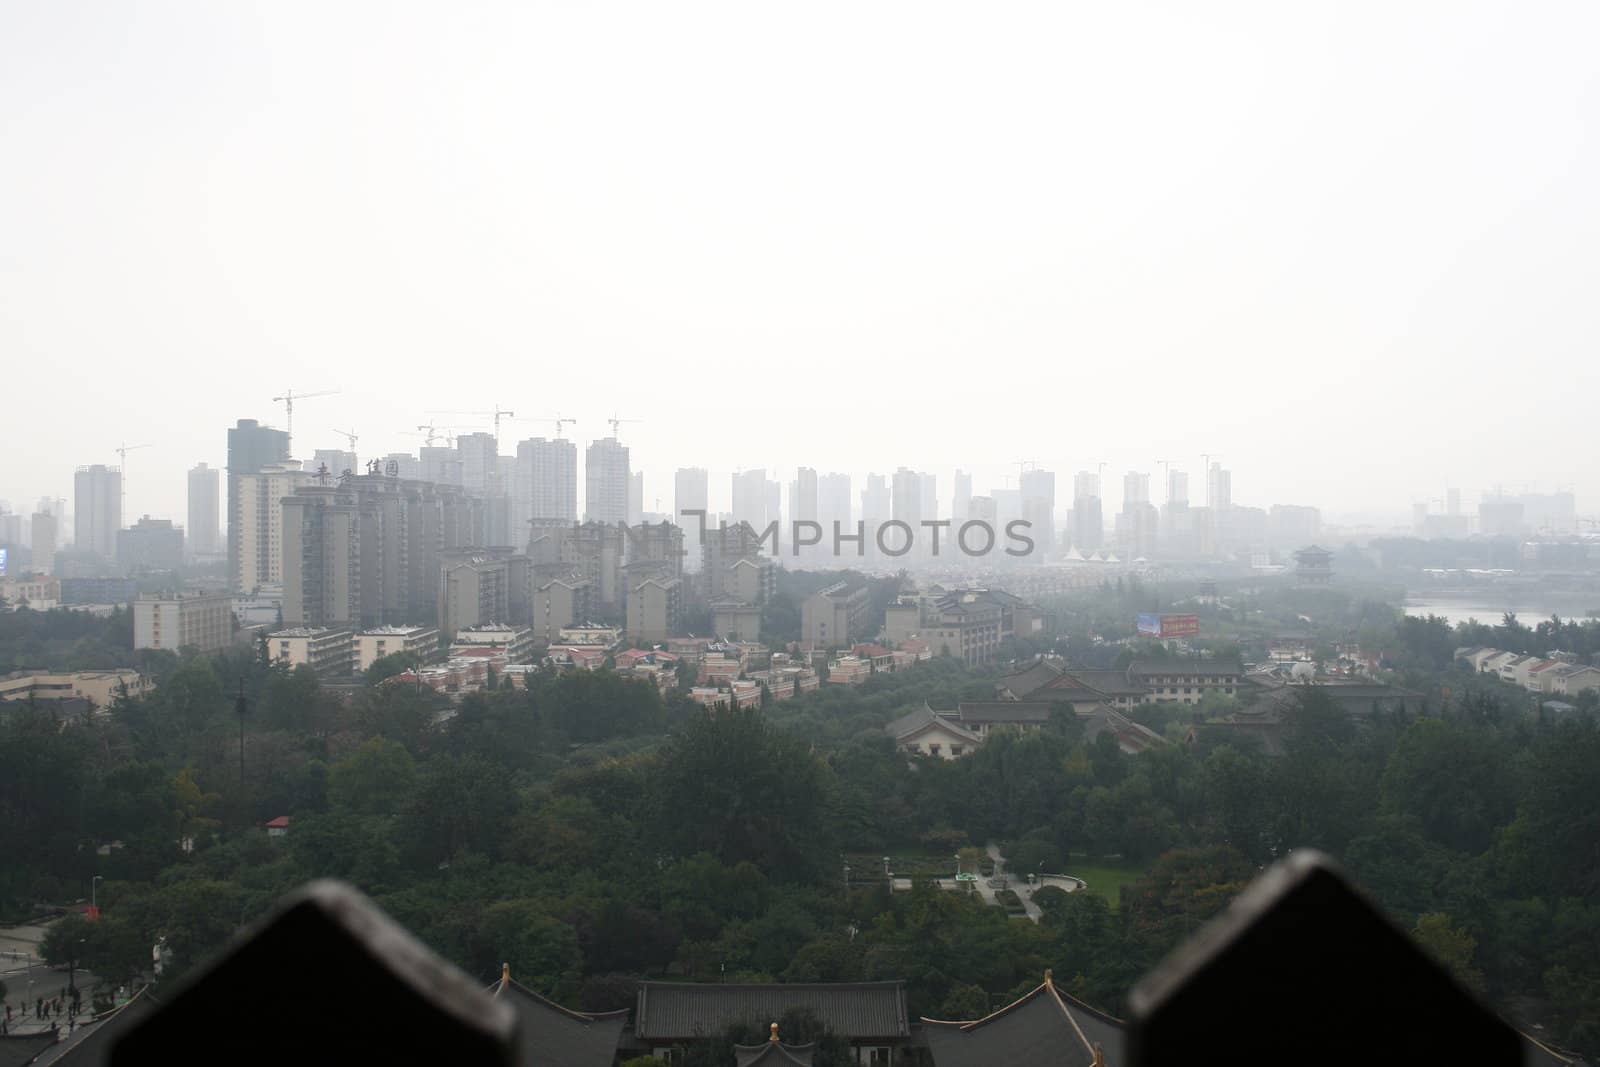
xmin=1 ymin=599 xmax=1598 ymax=1057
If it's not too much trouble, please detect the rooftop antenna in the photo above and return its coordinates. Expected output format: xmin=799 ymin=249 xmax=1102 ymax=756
xmin=270 ymin=389 xmax=339 ymax=454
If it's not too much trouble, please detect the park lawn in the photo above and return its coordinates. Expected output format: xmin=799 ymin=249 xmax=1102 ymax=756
xmin=1064 ymin=857 xmax=1150 ymax=909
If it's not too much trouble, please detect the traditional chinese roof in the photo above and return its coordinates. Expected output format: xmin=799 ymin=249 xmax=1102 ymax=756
xmin=885 ymin=705 xmax=983 ymax=745
xmin=953 ymin=702 xmax=1054 ymax=725
xmin=489 ymin=968 xmax=628 ymax=1067
xmin=733 ymin=1026 xmax=816 ymax=1066
xmin=633 ymin=982 xmax=910 ymax=1041
xmin=996 ymin=659 xmax=1065 ymax=700
xmin=1127 ymin=658 xmax=1243 ymax=678
xmin=920 ymin=973 xmax=1119 ymax=1067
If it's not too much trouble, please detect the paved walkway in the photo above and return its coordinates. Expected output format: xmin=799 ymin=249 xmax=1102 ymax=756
xmin=932 ymin=844 xmax=1085 ymax=923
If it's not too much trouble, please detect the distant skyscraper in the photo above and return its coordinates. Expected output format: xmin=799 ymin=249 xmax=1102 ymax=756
xmin=790 ymin=468 xmax=819 ymax=524
xmin=228 ymin=418 xmax=291 ymax=590
xmin=1072 ymin=471 xmax=1102 ymax=553
xmin=674 ymin=468 xmax=709 ymax=517
xmin=1019 ymin=468 xmax=1056 ymax=555
xmin=953 ymin=470 xmax=973 ymax=523
xmin=420 ymin=446 xmax=463 ymax=487
xmin=891 ymin=468 xmax=923 ymax=556
xmin=455 ymin=433 xmax=499 ymax=496
xmin=29 ymin=512 xmax=57 ymax=574
xmin=629 ymin=471 xmax=645 ymax=525
xmin=731 ymin=470 xmax=769 ymax=530
xmin=517 ymin=438 xmax=578 ymax=524
xmin=1118 ymin=471 xmax=1158 ymax=559
xmin=1166 ymin=469 xmax=1189 ymax=508
xmin=585 ymin=437 xmax=630 ymax=524
xmin=918 ymin=473 xmax=937 ymax=526
xmin=74 ymin=464 xmax=121 ymax=559
xmin=671 ymin=466 xmax=710 ymax=576
xmin=188 ymin=463 xmax=221 ymax=560
xmin=818 ymin=472 xmax=851 ymax=535
xmin=861 ymin=474 xmax=890 ymax=559
xmin=1207 ymin=462 xmax=1232 ymax=511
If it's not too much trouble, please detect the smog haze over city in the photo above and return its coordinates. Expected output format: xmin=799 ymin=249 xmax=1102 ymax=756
xmin=3 ymin=2 xmax=1598 ymax=526
xmin=4 ymin=5 xmax=1600 ymax=1066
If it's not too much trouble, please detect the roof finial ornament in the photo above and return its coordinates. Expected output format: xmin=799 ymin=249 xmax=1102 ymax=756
xmin=1044 ymin=967 xmax=1053 ymax=983
xmin=1092 ymin=1042 xmax=1105 ymax=1065
xmin=501 ymin=962 xmax=510 ymax=984
xmin=769 ymin=1022 xmax=780 ymax=1043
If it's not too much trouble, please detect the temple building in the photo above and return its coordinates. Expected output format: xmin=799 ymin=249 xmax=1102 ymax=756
xmin=921 ymin=972 xmax=1122 ymax=1067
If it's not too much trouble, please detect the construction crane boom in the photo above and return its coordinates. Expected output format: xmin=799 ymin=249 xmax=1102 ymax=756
xmin=607 ymin=414 xmax=642 ymax=436
xmin=331 ymin=428 xmax=359 ymax=450
xmin=115 ymin=442 xmax=151 ymax=518
xmin=271 ymin=389 xmax=339 ymax=451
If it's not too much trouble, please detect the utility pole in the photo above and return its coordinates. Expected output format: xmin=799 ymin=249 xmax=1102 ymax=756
xmin=235 ymin=678 xmax=248 ymax=790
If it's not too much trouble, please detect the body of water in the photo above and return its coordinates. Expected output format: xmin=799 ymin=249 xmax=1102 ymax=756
xmin=1403 ymin=597 xmax=1600 ymax=628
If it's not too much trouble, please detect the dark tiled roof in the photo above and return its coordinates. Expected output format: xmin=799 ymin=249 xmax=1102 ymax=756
xmin=920 ymin=978 xmax=1111 ymax=1067
xmin=955 ymin=702 xmax=1054 ymax=724
xmin=491 ymin=976 xmax=628 ymax=1067
xmin=634 ymin=982 xmax=910 ymax=1040
xmin=997 ymin=660 xmax=1064 ymax=699
xmin=1065 ymin=670 xmax=1147 ymax=697
xmin=1128 ymin=659 xmax=1243 ymax=678
xmin=885 ymin=706 xmax=982 ymax=744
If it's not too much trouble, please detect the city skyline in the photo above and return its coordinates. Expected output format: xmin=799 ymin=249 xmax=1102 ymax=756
xmin=4 ymin=4 xmax=1598 ymax=528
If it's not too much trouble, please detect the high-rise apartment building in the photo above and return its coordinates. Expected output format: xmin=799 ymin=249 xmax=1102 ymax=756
xmin=74 ymin=464 xmax=121 ymax=559
xmin=891 ymin=468 xmax=923 ymax=556
xmin=953 ymin=470 xmax=973 ymax=524
xmin=860 ymin=474 xmax=889 ymax=559
xmin=674 ymin=467 xmax=709 ymax=571
xmin=1071 ymin=471 xmax=1103 ymax=553
xmin=515 ymin=437 xmax=578 ymax=525
xmin=419 ymin=446 xmax=463 ymax=488
xmin=731 ymin=470 xmax=770 ymax=531
xmin=629 ymin=471 xmax=645 ymax=525
xmin=1117 ymin=471 xmax=1158 ymax=559
xmin=29 ymin=512 xmax=57 ymax=574
xmin=188 ymin=463 xmax=221 ymax=560
xmin=235 ymin=462 xmax=312 ymax=593
xmin=585 ymin=438 xmax=630 ymax=524
xmin=1019 ymin=468 xmax=1056 ymax=556
xmin=280 ymin=474 xmax=487 ymax=628
xmin=117 ymin=517 xmax=184 ymax=573
xmin=228 ymin=418 xmax=291 ymax=590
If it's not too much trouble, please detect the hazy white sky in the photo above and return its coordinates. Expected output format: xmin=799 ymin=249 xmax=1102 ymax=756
xmin=3 ymin=1 xmax=1597 ymax=527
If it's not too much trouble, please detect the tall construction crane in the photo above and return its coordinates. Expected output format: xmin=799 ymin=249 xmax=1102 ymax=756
xmin=607 ymin=414 xmax=641 ymax=437
xmin=116 ymin=442 xmax=150 ymax=518
xmin=1156 ymin=459 xmax=1178 ymax=505
xmin=517 ymin=414 xmax=577 ymax=438
xmin=331 ymin=429 xmax=358 ymax=451
xmin=411 ymin=423 xmax=481 ymax=448
xmin=271 ymin=389 xmax=339 ymax=451
xmin=432 ymin=407 xmax=517 ymax=449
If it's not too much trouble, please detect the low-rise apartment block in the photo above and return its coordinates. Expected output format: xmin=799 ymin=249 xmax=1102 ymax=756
xmin=450 ymin=624 xmax=535 ymax=664
xmin=356 ymin=626 xmax=440 ymax=672
xmin=266 ymin=627 xmax=356 ymax=677
xmin=134 ymin=591 xmax=233 ymax=654
xmin=0 ymin=668 xmax=151 ymax=708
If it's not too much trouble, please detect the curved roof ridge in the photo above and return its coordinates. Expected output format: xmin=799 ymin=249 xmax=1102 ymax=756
xmin=1041 ymin=972 xmax=1097 ymax=1055
xmin=1046 ymin=978 xmax=1126 ymax=1026
xmin=490 ymin=975 xmax=631 ymax=1021
xmin=919 ymin=980 xmax=1049 ymax=1030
